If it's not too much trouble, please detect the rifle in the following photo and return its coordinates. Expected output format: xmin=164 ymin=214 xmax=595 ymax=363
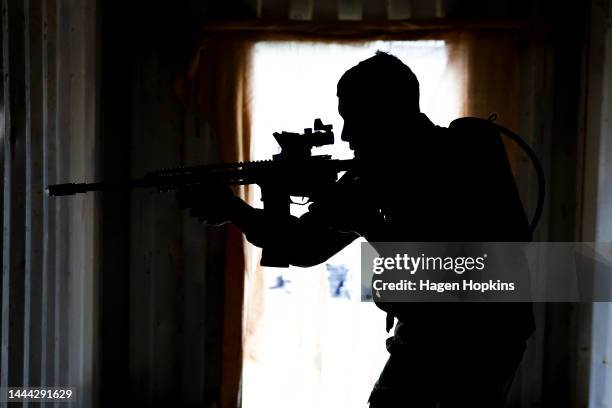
xmin=47 ymin=119 xmax=353 ymax=267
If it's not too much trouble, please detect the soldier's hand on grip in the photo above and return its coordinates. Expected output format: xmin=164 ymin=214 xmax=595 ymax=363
xmin=176 ymin=180 xmax=237 ymax=226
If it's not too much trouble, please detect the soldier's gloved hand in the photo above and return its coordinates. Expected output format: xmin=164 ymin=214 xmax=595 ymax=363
xmin=176 ymin=181 xmax=237 ymax=226
xmin=307 ymin=196 xmax=362 ymax=234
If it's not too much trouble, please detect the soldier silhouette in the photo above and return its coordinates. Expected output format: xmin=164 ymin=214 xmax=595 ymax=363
xmin=177 ymin=51 xmax=535 ymax=407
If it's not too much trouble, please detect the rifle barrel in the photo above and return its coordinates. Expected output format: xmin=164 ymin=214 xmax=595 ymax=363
xmin=46 ymin=178 xmax=152 ymax=196
xmin=46 ymin=158 xmax=355 ymax=196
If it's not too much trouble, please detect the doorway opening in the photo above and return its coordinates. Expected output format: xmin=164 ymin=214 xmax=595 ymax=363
xmin=243 ymin=40 xmax=461 ymax=408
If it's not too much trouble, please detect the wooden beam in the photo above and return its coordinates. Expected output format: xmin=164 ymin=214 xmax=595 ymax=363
xmin=198 ymin=18 xmax=548 ymax=38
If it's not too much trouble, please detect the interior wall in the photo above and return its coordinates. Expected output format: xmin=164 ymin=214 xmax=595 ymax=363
xmin=0 ymin=0 xmax=100 ymax=406
xmin=99 ymin=1 xmax=230 ymax=405
xmin=126 ymin=43 xmax=229 ymax=407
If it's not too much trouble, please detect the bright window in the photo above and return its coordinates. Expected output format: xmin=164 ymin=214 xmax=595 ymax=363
xmin=243 ymin=40 xmax=461 ymax=408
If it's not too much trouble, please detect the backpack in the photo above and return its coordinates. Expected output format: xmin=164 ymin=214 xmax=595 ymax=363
xmin=376 ymin=116 xmax=544 ymax=332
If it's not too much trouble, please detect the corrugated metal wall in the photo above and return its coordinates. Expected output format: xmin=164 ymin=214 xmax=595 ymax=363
xmin=0 ymin=0 xmax=99 ymax=406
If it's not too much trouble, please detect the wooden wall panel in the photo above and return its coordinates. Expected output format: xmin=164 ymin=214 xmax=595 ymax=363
xmin=124 ymin=49 xmax=230 ymax=405
xmin=180 ymin=116 xmax=228 ymax=406
xmin=129 ymin=52 xmax=185 ymax=404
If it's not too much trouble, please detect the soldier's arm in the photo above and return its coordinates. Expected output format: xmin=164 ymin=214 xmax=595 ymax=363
xmin=228 ymin=197 xmax=359 ymax=267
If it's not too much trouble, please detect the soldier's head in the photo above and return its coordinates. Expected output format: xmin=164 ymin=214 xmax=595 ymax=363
xmin=337 ymin=52 xmax=420 ymax=159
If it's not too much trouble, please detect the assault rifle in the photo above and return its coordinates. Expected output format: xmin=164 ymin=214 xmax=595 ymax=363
xmin=47 ymin=119 xmax=353 ymax=266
